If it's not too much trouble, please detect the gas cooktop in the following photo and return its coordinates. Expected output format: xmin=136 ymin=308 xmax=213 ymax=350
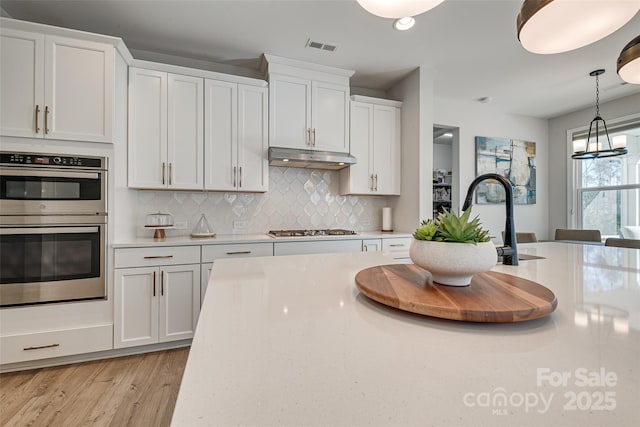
xmin=268 ymin=229 xmax=357 ymax=237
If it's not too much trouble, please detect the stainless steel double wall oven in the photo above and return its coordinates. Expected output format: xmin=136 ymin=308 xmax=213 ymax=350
xmin=0 ymin=152 xmax=108 ymax=307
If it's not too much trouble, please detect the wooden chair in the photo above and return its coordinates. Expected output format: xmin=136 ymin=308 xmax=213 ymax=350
xmin=605 ymin=238 xmax=640 ymax=249
xmin=501 ymin=231 xmax=538 ymax=244
xmin=554 ymin=228 xmax=601 ymax=242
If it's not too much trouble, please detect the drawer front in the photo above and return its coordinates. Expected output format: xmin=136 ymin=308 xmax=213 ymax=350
xmin=202 ymin=243 xmax=273 ymax=263
xmin=274 ymin=239 xmax=362 ymax=256
xmin=382 ymin=237 xmax=412 ymax=259
xmin=114 ymin=246 xmax=201 ymax=268
xmin=0 ymin=324 xmax=113 ymax=364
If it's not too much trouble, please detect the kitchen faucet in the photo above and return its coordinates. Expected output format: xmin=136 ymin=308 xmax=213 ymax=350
xmin=462 ymin=173 xmax=518 ymax=265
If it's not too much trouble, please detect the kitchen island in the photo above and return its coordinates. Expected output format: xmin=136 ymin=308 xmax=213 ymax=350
xmin=172 ymin=242 xmax=639 ymax=426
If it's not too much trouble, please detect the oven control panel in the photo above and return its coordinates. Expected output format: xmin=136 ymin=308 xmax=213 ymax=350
xmin=0 ymin=152 xmax=104 ymax=169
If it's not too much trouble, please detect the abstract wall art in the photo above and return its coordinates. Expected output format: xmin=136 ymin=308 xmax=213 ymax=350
xmin=475 ymin=136 xmax=536 ymax=205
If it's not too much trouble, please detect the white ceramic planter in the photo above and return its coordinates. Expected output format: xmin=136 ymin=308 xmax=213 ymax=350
xmin=409 ymin=239 xmax=497 ymax=286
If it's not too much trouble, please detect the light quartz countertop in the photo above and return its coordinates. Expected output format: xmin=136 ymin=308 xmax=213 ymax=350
xmin=171 ymin=242 xmax=640 ymax=426
xmin=112 ymin=231 xmax=412 ymax=248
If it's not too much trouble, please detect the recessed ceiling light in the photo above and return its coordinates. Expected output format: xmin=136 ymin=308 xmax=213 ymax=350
xmin=393 ymin=17 xmax=415 ymax=31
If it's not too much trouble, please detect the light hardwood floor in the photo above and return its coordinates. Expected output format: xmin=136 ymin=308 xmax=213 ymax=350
xmin=0 ymin=347 xmax=189 ymax=427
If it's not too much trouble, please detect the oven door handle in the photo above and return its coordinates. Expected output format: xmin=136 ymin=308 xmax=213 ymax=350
xmin=0 ymin=227 xmax=100 ymax=235
xmin=0 ymin=169 xmax=101 ymax=180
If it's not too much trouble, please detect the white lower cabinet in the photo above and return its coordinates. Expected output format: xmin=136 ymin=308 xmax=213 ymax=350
xmin=362 ymin=238 xmax=382 ymax=252
xmin=200 ymin=242 xmax=274 ymax=302
xmin=0 ymin=324 xmax=112 ymax=365
xmin=274 ymin=239 xmax=362 ymax=256
xmin=382 ymin=237 xmax=412 ymax=260
xmin=113 ymin=246 xmax=201 ymax=349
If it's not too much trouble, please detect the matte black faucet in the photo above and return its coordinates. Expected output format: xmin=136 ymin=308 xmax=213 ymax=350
xmin=462 ymin=173 xmax=519 ymax=265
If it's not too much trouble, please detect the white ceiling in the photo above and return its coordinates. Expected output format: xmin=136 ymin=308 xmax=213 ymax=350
xmin=2 ymin=0 xmax=639 ymax=119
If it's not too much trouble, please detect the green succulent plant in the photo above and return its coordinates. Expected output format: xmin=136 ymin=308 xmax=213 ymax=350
xmin=413 ymin=208 xmax=491 ymax=244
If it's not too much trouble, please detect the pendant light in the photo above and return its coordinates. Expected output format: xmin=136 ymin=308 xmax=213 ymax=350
xmin=356 ymin=0 xmax=445 ymax=19
xmin=517 ymin=0 xmax=640 ymax=54
xmin=617 ymin=35 xmax=640 ymax=84
xmin=572 ymin=69 xmax=628 ymax=160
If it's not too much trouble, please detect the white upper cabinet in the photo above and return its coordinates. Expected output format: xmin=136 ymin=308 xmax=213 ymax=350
xmin=204 ymin=80 xmax=268 ymax=192
xmin=168 ymin=73 xmax=204 ymax=190
xmin=128 ymin=67 xmax=203 ymax=190
xmin=268 ymin=74 xmax=311 ymax=150
xmin=311 ymin=81 xmax=350 ymax=152
xmin=237 ymin=84 xmax=268 ymax=191
xmin=264 ymin=55 xmax=353 ymax=153
xmin=0 ymin=28 xmax=114 ymax=143
xmin=340 ymin=96 xmax=402 ymax=195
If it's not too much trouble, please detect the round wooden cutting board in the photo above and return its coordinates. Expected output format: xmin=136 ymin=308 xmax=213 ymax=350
xmin=355 ymin=264 xmax=557 ymax=322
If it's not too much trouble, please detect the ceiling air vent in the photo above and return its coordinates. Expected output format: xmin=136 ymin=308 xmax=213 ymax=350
xmin=306 ymin=38 xmax=338 ymax=52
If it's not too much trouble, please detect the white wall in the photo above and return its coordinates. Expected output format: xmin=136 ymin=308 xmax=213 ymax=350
xmin=387 ymin=67 xmax=434 ymax=232
xmin=434 ymin=99 xmax=549 ymax=243
xmin=433 ymin=143 xmax=452 ymax=171
xmin=548 ymin=92 xmax=640 ymax=236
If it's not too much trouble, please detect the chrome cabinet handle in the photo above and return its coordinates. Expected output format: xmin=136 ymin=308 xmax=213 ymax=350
xmin=153 ymin=271 xmax=156 ymax=297
xmin=35 ymin=105 xmax=40 ymax=133
xmin=169 ymin=163 xmax=172 ymax=186
xmin=24 ymin=343 xmax=59 ymax=351
xmin=233 ymin=166 xmax=237 ymax=187
xmin=239 ymin=166 xmax=243 ymax=188
xmin=162 ymin=162 xmax=166 ymax=185
xmin=225 ymin=251 xmax=251 ymax=255
xmin=44 ymin=105 xmax=50 ymax=134
xmin=143 ymin=255 xmax=174 ymax=259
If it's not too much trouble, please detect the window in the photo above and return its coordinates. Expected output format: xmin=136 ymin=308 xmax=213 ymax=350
xmin=571 ymin=118 xmax=640 ymax=239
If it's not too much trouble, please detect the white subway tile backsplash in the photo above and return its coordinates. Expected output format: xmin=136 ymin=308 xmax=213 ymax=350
xmin=135 ymin=166 xmax=390 ymax=236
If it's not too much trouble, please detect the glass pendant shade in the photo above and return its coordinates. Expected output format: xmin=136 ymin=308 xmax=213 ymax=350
xmin=517 ymin=0 xmax=640 ymax=54
xmin=617 ymin=35 xmax=640 ymax=84
xmin=356 ymin=0 xmax=445 ymax=19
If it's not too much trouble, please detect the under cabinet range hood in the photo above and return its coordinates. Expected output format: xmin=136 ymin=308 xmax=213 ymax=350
xmin=268 ymin=147 xmax=357 ymax=170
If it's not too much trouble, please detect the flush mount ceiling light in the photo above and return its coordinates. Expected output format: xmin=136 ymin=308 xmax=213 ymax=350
xmin=357 ymin=0 xmax=445 ymax=19
xmin=517 ymin=0 xmax=640 ymax=54
xmin=393 ymin=17 xmax=415 ymax=31
xmin=617 ymin=35 xmax=640 ymax=84
xmin=572 ymin=69 xmax=628 ymax=160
